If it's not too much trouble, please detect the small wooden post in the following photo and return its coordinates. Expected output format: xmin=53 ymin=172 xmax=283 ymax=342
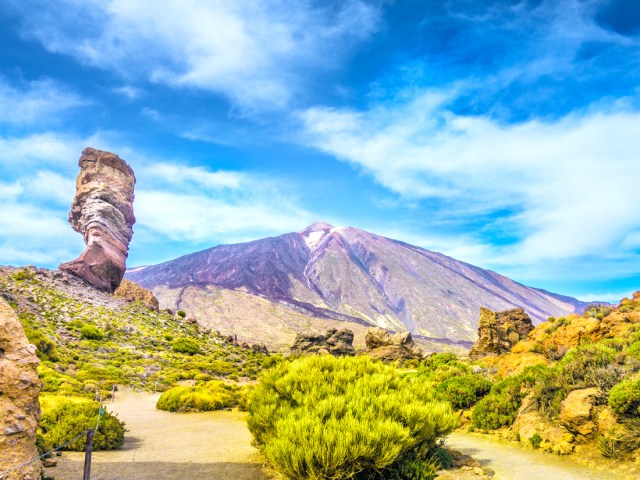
xmin=111 ymin=385 xmax=116 ymax=402
xmin=83 ymin=429 xmax=95 ymax=480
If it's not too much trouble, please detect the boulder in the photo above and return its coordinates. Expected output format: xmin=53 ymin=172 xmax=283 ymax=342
xmin=469 ymin=307 xmax=534 ymax=361
xmin=290 ymin=328 xmax=355 ymax=356
xmin=0 ymin=298 xmax=42 ymax=480
xmin=364 ymin=327 xmax=422 ymax=362
xmin=114 ymin=279 xmax=159 ymax=311
xmin=60 ymin=148 xmax=136 ymax=293
xmin=559 ymin=387 xmax=600 ymax=437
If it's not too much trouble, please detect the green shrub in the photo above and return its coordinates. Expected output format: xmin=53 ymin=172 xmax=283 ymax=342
xmin=248 ymin=355 xmax=458 ymax=480
xmin=176 ymin=310 xmax=186 ymax=318
xmin=609 ymin=379 xmax=640 ymax=417
xmin=472 ymin=366 xmax=542 ymax=429
xmin=172 ymin=337 xmax=200 ymax=355
xmin=529 ymin=433 xmax=542 ymax=449
xmin=435 ymin=374 xmax=492 ymax=410
xmin=156 ymin=380 xmax=236 ymax=412
xmin=38 ymin=395 xmax=125 ymax=450
xmin=24 ymin=327 xmax=59 ymax=362
xmin=80 ymin=325 xmax=104 ymax=340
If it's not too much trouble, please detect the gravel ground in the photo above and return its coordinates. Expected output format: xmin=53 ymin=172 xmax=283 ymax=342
xmin=49 ymin=389 xmax=271 ymax=480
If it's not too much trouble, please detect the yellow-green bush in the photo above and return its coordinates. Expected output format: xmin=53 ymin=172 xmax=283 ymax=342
xmin=156 ymin=380 xmax=236 ymax=412
xmin=38 ymin=395 xmax=125 ymax=451
xmin=248 ymin=355 xmax=458 ymax=480
xmin=609 ymin=379 xmax=640 ymax=417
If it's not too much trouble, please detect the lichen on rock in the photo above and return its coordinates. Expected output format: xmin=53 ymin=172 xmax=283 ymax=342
xmin=0 ymin=298 xmax=42 ymax=480
xmin=60 ymin=147 xmax=136 ymax=293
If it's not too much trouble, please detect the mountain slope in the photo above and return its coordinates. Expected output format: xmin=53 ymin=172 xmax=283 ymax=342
xmin=127 ymin=222 xmax=590 ymax=345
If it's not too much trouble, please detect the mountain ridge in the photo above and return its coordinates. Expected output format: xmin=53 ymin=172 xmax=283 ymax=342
xmin=127 ymin=222 xmax=591 ymax=347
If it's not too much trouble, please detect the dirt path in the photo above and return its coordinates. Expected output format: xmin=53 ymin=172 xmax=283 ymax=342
xmin=51 ymin=390 xmax=269 ymax=480
xmin=446 ymin=431 xmax=631 ymax=480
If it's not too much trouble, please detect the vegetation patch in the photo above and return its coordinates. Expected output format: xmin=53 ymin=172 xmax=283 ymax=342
xmin=38 ymin=395 xmax=126 ymax=452
xmin=156 ymin=380 xmax=237 ymax=412
xmin=248 ymin=355 xmax=458 ymax=480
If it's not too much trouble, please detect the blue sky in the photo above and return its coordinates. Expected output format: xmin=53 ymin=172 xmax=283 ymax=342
xmin=1 ymin=0 xmax=639 ymax=302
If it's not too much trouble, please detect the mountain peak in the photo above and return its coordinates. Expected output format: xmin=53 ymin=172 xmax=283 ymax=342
xmin=302 ymin=222 xmax=335 ymax=233
xmin=300 ymin=222 xmax=336 ymax=250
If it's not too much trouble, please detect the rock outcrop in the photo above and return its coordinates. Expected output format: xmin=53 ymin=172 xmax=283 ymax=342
xmin=559 ymin=387 xmax=600 ymax=437
xmin=114 ymin=279 xmax=159 ymax=311
xmin=60 ymin=147 xmax=136 ymax=293
xmin=290 ymin=328 xmax=355 ymax=356
xmin=364 ymin=327 xmax=422 ymax=362
xmin=0 ymin=298 xmax=42 ymax=480
xmin=469 ymin=307 xmax=534 ymax=361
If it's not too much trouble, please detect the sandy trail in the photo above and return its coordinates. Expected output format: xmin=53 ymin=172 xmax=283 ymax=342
xmin=446 ymin=431 xmax=625 ymax=480
xmin=51 ymin=389 xmax=268 ymax=480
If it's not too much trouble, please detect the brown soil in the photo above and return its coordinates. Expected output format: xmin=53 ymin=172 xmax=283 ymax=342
xmin=49 ymin=389 xmax=274 ymax=480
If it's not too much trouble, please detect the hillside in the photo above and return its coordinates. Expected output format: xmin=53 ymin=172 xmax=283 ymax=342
xmin=0 ymin=266 xmax=269 ymax=397
xmin=127 ymin=222 xmax=590 ymax=348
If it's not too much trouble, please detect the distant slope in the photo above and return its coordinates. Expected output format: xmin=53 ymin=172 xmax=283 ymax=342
xmin=127 ymin=222 xmax=590 ymax=344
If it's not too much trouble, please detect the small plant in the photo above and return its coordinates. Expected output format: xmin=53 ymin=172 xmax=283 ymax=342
xmin=156 ymin=380 xmax=236 ymax=412
xmin=172 ymin=337 xmax=200 ymax=355
xmin=435 ymin=374 xmax=492 ymax=410
xmin=608 ymin=379 xmax=640 ymax=417
xmin=529 ymin=433 xmax=542 ymax=449
xmin=176 ymin=310 xmax=186 ymax=318
xmin=79 ymin=325 xmax=104 ymax=340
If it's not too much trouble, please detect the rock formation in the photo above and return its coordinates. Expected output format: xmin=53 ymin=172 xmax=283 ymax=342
xmin=0 ymin=298 xmax=42 ymax=480
xmin=290 ymin=328 xmax=355 ymax=356
xmin=364 ymin=327 xmax=422 ymax=362
xmin=114 ymin=279 xmax=159 ymax=311
xmin=469 ymin=307 xmax=534 ymax=361
xmin=60 ymin=147 xmax=136 ymax=293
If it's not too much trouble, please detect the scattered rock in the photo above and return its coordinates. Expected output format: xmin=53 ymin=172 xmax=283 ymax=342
xmin=560 ymin=387 xmax=600 ymax=437
xmin=60 ymin=147 xmax=136 ymax=293
xmin=364 ymin=327 xmax=422 ymax=362
xmin=251 ymin=343 xmax=268 ymax=354
xmin=42 ymin=458 xmax=57 ymax=468
xmin=0 ymin=298 xmax=42 ymax=480
xmin=469 ymin=307 xmax=534 ymax=360
xmin=290 ymin=328 xmax=355 ymax=356
xmin=114 ymin=279 xmax=159 ymax=311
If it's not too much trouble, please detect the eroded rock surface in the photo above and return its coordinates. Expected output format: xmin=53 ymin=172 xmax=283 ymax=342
xmin=364 ymin=327 xmax=422 ymax=362
xmin=560 ymin=387 xmax=600 ymax=437
xmin=114 ymin=279 xmax=159 ymax=311
xmin=290 ymin=328 xmax=355 ymax=356
xmin=0 ymin=298 xmax=42 ymax=480
xmin=60 ymin=148 xmax=136 ymax=293
xmin=469 ymin=307 xmax=534 ymax=361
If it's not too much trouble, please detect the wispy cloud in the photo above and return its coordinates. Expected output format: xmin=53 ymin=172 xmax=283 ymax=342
xmin=134 ymin=161 xmax=312 ymax=244
xmin=300 ymin=93 xmax=640 ymax=269
xmin=11 ymin=0 xmax=381 ymax=111
xmin=0 ymin=77 xmax=85 ymax=126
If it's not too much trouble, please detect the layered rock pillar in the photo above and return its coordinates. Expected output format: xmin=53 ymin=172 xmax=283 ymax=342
xmin=60 ymin=148 xmax=136 ymax=293
xmin=0 ymin=299 xmax=42 ymax=480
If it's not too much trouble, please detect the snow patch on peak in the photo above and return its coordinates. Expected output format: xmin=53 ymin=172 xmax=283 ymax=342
xmin=301 ymin=222 xmax=337 ymax=249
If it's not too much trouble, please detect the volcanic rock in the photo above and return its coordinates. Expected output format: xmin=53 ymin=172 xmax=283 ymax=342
xmin=114 ymin=279 xmax=159 ymax=311
xmin=559 ymin=387 xmax=599 ymax=437
xmin=290 ymin=328 xmax=355 ymax=356
xmin=0 ymin=298 xmax=42 ymax=480
xmin=364 ymin=327 xmax=422 ymax=362
xmin=60 ymin=147 xmax=136 ymax=293
xmin=469 ymin=307 xmax=534 ymax=361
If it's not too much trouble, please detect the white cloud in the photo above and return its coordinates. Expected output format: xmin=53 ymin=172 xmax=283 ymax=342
xmin=13 ymin=0 xmax=381 ymax=111
xmin=134 ymin=161 xmax=312 ymax=243
xmin=301 ymin=94 xmax=640 ymax=267
xmin=0 ymin=77 xmax=85 ymax=125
